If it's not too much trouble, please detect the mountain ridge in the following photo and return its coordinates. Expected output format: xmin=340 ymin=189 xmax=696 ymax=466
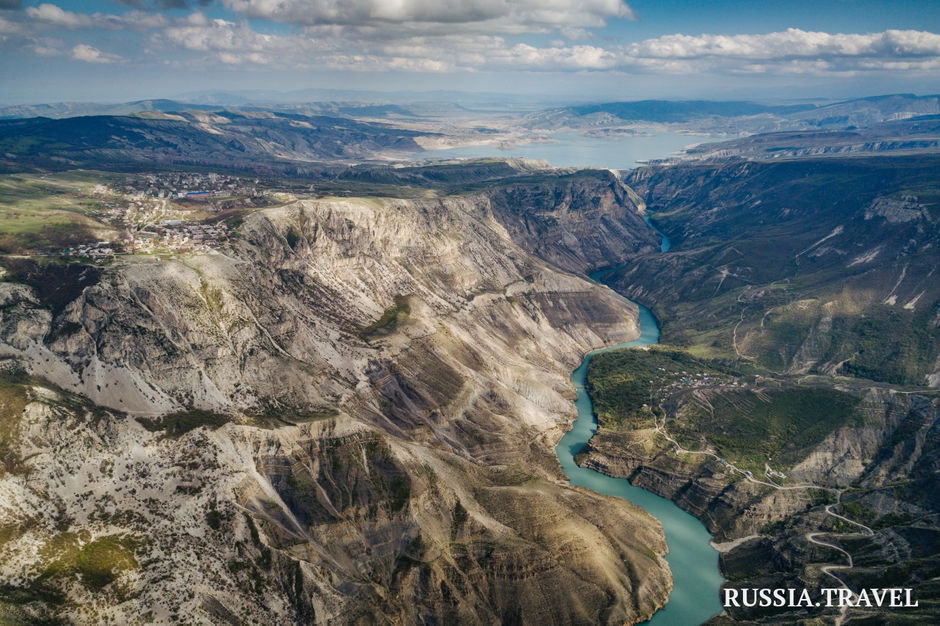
xmin=0 ymin=171 xmax=670 ymax=624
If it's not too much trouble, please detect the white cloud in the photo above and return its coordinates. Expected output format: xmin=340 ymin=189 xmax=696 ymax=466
xmin=29 ymin=36 xmax=63 ymax=57
xmin=624 ymin=28 xmax=940 ymax=61
xmin=27 ymin=3 xmax=93 ymax=29
xmin=15 ymin=5 xmax=940 ymax=81
xmin=617 ymin=28 xmax=940 ymax=74
xmin=163 ymin=18 xmax=268 ymax=52
xmin=502 ymin=43 xmax=616 ymax=70
xmin=160 ymin=16 xmax=331 ymax=67
xmin=32 ymin=44 xmax=61 ymax=56
xmin=561 ymin=27 xmax=593 ymax=41
xmin=0 ymin=17 xmax=18 ymax=34
xmin=149 ymin=20 xmax=940 ymax=77
xmin=71 ymin=43 xmax=121 ymax=63
xmin=221 ymin=0 xmax=635 ymax=33
xmin=26 ymin=3 xmax=168 ymax=31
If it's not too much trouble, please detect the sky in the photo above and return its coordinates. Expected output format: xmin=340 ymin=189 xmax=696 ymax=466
xmin=2 ymin=0 xmax=940 ymax=104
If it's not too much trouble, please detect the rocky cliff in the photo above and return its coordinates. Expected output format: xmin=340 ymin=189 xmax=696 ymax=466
xmin=0 ymin=180 xmax=672 ymax=624
xmin=578 ymin=363 xmax=940 ymax=623
xmin=484 ymin=172 xmax=658 ymax=274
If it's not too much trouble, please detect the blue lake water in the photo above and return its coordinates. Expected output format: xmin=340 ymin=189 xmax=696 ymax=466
xmin=413 ymin=131 xmax=720 ymax=170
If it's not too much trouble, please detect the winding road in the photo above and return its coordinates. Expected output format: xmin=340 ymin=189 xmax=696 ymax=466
xmin=655 ymin=408 xmax=875 ymax=625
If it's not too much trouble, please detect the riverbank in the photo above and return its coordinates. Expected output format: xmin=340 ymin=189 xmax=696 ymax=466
xmin=556 ymin=302 xmax=724 ymax=625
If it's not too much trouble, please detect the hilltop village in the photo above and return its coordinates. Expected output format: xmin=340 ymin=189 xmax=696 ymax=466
xmin=61 ymin=173 xmax=273 ymax=259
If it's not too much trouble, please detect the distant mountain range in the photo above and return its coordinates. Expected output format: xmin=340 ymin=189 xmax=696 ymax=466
xmin=527 ymin=93 xmax=940 ymax=134
xmin=0 ymin=110 xmax=426 ymax=174
xmin=566 ymin=99 xmax=816 ymax=123
xmin=5 ymin=94 xmax=940 ymax=130
xmin=0 ymin=99 xmax=424 ymax=121
xmin=0 ymin=88 xmax=555 ymax=120
xmin=5 ymin=99 xmax=940 ymax=176
xmin=0 ymin=99 xmax=221 ymax=120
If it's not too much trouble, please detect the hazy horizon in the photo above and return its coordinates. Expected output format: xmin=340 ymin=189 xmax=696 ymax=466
xmin=5 ymin=88 xmax=937 ymax=109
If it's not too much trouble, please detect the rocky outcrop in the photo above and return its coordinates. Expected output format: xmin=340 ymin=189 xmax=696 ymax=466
xmin=0 ymin=181 xmax=672 ymax=624
xmin=577 ymin=428 xmax=811 ymax=541
xmin=864 ymin=194 xmax=931 ymax=223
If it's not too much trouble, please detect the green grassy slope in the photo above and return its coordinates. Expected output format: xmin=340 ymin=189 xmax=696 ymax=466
xmin=616 ymin=155 xmax=940 ymax=386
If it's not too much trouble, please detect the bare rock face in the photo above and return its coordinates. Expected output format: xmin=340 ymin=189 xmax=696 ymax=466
xmin=0 ymin=184 xmax=672 ymax=623
xmin=485 ymin=172 xmax=659 ymax=274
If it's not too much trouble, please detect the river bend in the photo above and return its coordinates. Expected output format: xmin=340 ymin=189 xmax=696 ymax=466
xmin=556 ymin=277 xmax=724 ymax=624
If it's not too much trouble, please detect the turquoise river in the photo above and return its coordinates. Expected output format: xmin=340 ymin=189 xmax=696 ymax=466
xmin=555 ymin=220 xmax=724 ymax=624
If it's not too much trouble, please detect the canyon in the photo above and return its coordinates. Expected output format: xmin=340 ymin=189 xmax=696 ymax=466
xmin=0 ymin=168 xmax=672 ymax=624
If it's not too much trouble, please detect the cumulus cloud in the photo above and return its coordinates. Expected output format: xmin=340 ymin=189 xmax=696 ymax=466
xmin=618 ymin=28 xmax=940 ymax=74
xmin=14 ymin=4 xmax=940 ymax=79
xmin=625 ymin=28 xmax=940 ymax=61
xmin=26 ymin=3 xmax=93 ymax=28
xmin=160 ymin=15 xmax=333 ymax=66
xmin=148 ymin=19 xmax=940 ymax=76
xmin=71 ymin=43 xmax=121 ymax=63
xmin=150 ymin=10 xmax=628 ymax=72
xmin=222 ymin=0 xmax=635 ymax=33
xmin=26 ymin=3 xmax=168 ymax=30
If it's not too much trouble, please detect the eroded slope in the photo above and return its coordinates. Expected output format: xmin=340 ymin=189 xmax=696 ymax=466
xmin=0 ymin=182 xmax=670 ymax=624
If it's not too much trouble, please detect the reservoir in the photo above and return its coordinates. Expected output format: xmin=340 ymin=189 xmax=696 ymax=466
xmin=412 ymin=131 xmax=719 ymax=170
